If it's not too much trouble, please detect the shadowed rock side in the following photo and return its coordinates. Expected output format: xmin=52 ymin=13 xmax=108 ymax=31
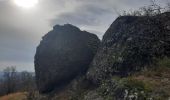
xmin=34 ymin=24 xmax=100 ymax=93
xmin=87 ymin=12 xmax=170 ymax=84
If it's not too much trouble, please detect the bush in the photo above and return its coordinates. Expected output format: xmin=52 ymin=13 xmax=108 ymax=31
xmin=120 ymin=0 xmax=170 ymax=16
xmin=121 ymin=78 xmax=152 ymax=93
xmin=98 ymin=77 xmax=153 ymax=100
xmin=157 ymin=57 xmax=170 ymax=68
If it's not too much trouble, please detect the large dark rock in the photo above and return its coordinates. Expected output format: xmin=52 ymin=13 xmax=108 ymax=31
xmin=35 ymin=24 xmax=100 ymax=93
xmin=87 ymin=12 xmax=170 ymax=84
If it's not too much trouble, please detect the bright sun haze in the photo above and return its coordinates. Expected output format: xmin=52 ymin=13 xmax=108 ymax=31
xmin=14 ymin=0 xmax=38 ymax=9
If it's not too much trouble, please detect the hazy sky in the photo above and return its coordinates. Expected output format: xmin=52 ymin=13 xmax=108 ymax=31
xmin=0 ymin=0 xmax=169 ymax=72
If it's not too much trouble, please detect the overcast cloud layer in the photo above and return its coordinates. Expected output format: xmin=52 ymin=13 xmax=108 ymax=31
xmin=0 ymin=0 xmax=169 ymax=72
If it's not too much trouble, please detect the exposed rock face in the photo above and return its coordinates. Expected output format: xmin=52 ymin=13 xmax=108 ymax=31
xmin=35 ymin=24 xmax=100 ymax=93
xmin=87 ymin=12 xmax=170 ymax=84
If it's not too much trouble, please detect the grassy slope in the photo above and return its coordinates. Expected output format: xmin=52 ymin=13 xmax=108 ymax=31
xmin=131 ymin=67 xmax=170 ymax=99
xmin=93 ymin=57 xmax=170 ymax=100
xmin=0 ymin=92 xmax=27 ymax=100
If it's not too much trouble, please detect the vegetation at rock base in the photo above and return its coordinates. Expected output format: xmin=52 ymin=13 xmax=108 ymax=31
xmin=94 ymin=57 xmax=170 ymax=100
xmin=156 ymin=57 xmax=170 ymax=68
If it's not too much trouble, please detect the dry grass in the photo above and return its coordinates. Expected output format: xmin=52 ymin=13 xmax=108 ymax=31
xmin=131 ymin=67 xmax=170 ymax=99
xmin=0 ymin=92 xmax=27 ymax=100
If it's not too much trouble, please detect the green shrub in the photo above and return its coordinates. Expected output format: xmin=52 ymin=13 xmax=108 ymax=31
xmin=121 ymin=78 xmax=152 ymax=93
xmin=98 ymin=77 xmax=153 ymax=100
xmin=157 ymin=57 xmax=170 ymax=68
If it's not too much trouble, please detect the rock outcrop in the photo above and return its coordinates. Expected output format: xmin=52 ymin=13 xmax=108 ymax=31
xmin=87 ymin=12 xmax=170 ymax=84
xmin=35 ymin=24 xmax=100 ymax=93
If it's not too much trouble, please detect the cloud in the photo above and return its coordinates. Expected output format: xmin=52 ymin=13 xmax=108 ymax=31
xmin=51 ymin=5 xmax=113 ymax=26
xmin=0 ymin=0 xmax=169 ymax=71
xmin=50 ymin=0 xmax=119 ymax=39
xmin=0 ymin=0 xmax=51 ymax=71
xmin=49 ymin=0 xmax=170 ymax=38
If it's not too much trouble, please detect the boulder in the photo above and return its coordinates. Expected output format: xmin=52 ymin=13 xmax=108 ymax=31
xmin=35 ymin=24 xmax=100 ymax=93
xmin=87 ymin=12 xmax=170 ymax=84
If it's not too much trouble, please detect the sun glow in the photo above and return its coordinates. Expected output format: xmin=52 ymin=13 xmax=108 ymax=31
xmin=14 ymin=0 xmax=38 ymax=9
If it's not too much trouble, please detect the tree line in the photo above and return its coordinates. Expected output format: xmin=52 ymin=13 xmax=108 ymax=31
xmin=0 ymin=66 xmax=36 ymax=96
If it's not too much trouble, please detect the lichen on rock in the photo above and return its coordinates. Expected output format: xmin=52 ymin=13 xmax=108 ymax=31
xmin=87 ymin=12 xmax=170 ymax=84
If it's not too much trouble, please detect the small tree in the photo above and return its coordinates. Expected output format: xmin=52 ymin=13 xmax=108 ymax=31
xmin=167 ymin=1 xmax=170 ymax=12
xmin=0 ymin=66 xmax=36 ymax=96
xmin=120 ymin=0 xmax=165 ymax=16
